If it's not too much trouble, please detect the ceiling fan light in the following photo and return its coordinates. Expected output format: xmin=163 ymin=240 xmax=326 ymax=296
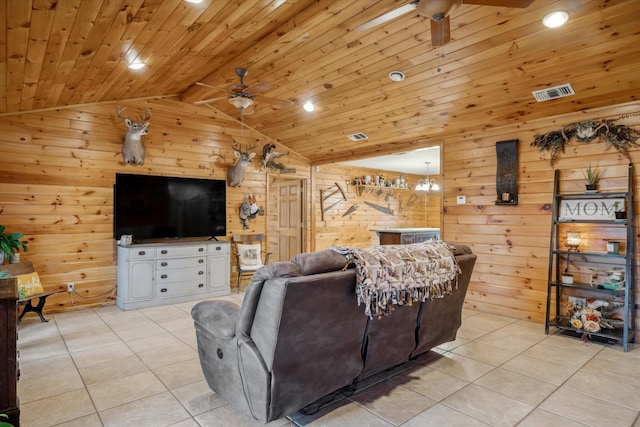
xmin=542 ymin=10 xmax=569 ymax=28
xmin=229 ymin=97 xmax=254 ymax=110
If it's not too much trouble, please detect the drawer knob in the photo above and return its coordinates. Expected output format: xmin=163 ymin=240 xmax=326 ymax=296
xmin=138 ymin=251 xmax=146 ymax=256
xmin=161 ymin=274 xmax=167 ymax=279
xmin=198 ymin=283 xmax=204 ymax=288
xmin=161 ymin=250 xmax=168 ymax=254
xmin=198 ymin=247 xmax=204 ymax=252
xmin=198 ymin=259 xmax=204 ymax=264
xmin=216 ymin=246 xmax=221 ymax=251
xmin=198 ymin=271 xmax=204 ymax=275
xmin=161 ymin=262 xmax=168 ymax=267
xmin=160 ymin=288 xmax=167 ymax=293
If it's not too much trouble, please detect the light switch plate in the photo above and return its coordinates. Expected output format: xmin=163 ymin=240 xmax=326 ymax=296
xmin=457 ymin=196 xmax=466 ymax=205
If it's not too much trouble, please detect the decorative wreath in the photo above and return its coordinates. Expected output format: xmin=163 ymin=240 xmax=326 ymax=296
xmin=531 ymin=116 xmax=640 ymax=165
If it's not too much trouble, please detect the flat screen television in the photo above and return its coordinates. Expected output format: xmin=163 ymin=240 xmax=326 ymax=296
xmin=114 ymin=173 xmax=227 ymax=242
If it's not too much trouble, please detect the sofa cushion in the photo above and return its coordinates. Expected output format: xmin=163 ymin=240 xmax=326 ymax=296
xmin=290 ymin=249 xmax=348 ymax=276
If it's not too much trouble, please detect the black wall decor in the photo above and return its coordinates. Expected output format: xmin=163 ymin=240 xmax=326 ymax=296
xmin=495 ymin=139 xmax=518 ymax=205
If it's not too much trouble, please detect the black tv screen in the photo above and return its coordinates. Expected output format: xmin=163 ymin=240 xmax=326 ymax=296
xmin=114 ymin=173 xmax=227 ymax=242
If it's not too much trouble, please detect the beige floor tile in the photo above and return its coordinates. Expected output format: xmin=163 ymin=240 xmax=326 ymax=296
xmin=62 ymin=329 xmax=122 ymax=353
xmin=78 ymin=353 xmax=149 ymax=385
xmin=521 ymin=339 xmax=601 ymax=368
xmin=442 ymin=383 xmax=534 ymax=427
xmin=595 ymin=344 xmax=640 ymax=367
xmin=463 ymin=312 xmax=517 ymax=332
xmin=349 ymin=380 xmax=436 ymax=425
xmin=140 ymin=304 xmax=190 ymax=323
xmin=158 ymin=315 xmax=195 ymax=332
xmin=287 ymin=399 xmax=394 ymax=427
xmin=126 ymin=330 xmax=183 ymax=353
xmin=540 ymin=387 xmax=638 ymax=426
xmin=456 ymin=324 xmax=491 ymax=340
xmin=99 ymin=390 xmax=191 ymax=427
xmin=18 ymin=335 xmax=68 ymax=363
xmin=434 ymin=335 xmax=469 ymax=351
xmin=474 ymin=367 xmax=557 ymax=406
xmin=543 ymin=332 xmax=605 ymax=352
xmin=17 ymin=357 xmax=85 ymax=403
xmin=114 ymin=320 xmax=167 ymax=342
xmin=52 ymin=413 xmax=103 ymax=427
xmin=54 ymin=311 xmax=108 ymax=336
xmin=565 ymin=369 xmax=640 ymax=410
xmin=171 ymin=379 xmax=228 ymax=416
xmin=168 ymin=419 xmax=201 ymax=427
xmin=20 ymin=388 xmax=95 ymax=427
xmin=517 ymin=408 xmax=589 ymax=427
xmin=401 ymin=403 xmax=491 ymax=426
xmin=69 ymin=340 xmax=134 ymax=368
xmin=18 ymin=354 xmax=74 ymax=381
xmin=172 ymin=326 xmax=198 ymax=349
xmin=136 ymin=340 xmax=199 ymax=370
xmin=390 ymin=364 xmax=468 ymax=401
xmin=501 ymin=354 xmax=577 ymax=386
xmin=96 ymin=309 xmax=150 ymax=330
xmin=87 ymin=371 xmax=167 ymax=411
xmin=475 ymin=329 xmax=543 ymax=353
xmin=580 ymin=356 xmax=640 ymax=386
xmin=451 ymin=340 xmax=519 ymax=366
xmin=153 ymin=356 xmax=205 ymax=389
xmin=425 ymin=352 xmax=494 ymax=382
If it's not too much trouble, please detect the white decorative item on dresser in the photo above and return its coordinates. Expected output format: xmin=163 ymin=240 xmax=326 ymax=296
xmin=116 ymin=240 xmax=230 ymax=310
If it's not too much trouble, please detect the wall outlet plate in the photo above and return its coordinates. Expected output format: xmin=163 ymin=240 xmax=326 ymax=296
xmin=67 ymin=282 xmax=74 ymax=292
xmin=457 ymin=196 xmax=466 ymax=205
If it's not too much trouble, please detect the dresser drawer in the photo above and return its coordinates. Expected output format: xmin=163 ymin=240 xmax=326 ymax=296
xmin=128 ymin=247 xmax=156 ymax=259
xmin=157 ymin=280 xmax=206 ymax=297
xmin=156 ymin=266 xmax=206 ymax=284
xmin=208 ymin=243 xmax=229 ymax=254
xmin=156 ymin=257 xmax=206 ymax=270
xmin=156 ymin=245 xmax=207 ymax=258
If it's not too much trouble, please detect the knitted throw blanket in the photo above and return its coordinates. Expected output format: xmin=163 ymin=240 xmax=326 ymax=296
xmin=332 ymin=241 xmax=461 ymax=318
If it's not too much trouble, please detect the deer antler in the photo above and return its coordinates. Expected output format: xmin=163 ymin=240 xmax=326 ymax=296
xmin=139 ymin=108 xmax=152 ymax=122
xmin=115 ymin=106 xmax=128 ymax=119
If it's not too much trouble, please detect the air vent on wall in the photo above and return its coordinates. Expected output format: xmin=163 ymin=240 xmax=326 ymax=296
xmin=347 ymin=132 xmax=368 ymax=141
xmin=532 ymin=83 xmax=575 ymax=102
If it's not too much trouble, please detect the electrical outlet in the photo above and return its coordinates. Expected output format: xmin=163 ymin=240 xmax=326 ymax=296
xmin=67 ymin=282 xmax=74 ymax=293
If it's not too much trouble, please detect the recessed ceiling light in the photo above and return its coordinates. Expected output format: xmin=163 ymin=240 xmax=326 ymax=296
xmin=184 ymin=0 xmax=203 ymax=3
xmin=303 ymin=101 xmax=315 ymax=112
xmin=128 ymin=61 xmax=146 ymax=70
xmin=542 ymin=10 xmax=569 ymax=28
xmin=389 ymin=71 xmax=405 ymax=82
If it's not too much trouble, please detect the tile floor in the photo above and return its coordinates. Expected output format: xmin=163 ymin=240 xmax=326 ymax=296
xmin=16 ymin=293 xmax=640 ymax=427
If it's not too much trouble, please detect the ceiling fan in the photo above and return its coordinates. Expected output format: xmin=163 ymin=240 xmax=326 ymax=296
xmin=194 ymin=68 xmax=292 ymax=114
xmin=356 ymin=0 xmax=534 ymax=47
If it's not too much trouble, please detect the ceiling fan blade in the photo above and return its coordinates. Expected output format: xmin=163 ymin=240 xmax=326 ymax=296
xmin=462 ymin=0 xmax=534 ymax=7
xmin=245 ymin=81 xmax=272 ymax=94
xmin=430 ymin=15 xmax=450 ymax=47
xmin=194 ymin=96 xmax=230 ymax=105
xmin=355 ymin=2 xmax=418 ymax=31
xmin=194 ymin=82 xmax=230 ymax=92
xmin=254 ymin=94 xmax=292 ymax=109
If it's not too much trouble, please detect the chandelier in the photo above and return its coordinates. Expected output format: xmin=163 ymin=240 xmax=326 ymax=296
xmin=415 ymin=161 xmax=440 ymax=192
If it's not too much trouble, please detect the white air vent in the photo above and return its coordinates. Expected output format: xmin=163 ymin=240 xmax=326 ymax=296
xmin=532 ymin=83 xmax=575 ymax=102
xmin=347 ymin=132 xmax=369 ymax=141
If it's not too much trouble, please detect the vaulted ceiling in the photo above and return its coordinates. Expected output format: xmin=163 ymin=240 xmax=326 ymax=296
xmin=2 ymin=0 xmax=639 ymax=165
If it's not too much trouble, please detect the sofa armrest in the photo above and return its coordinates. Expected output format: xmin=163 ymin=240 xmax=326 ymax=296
xmin=191 ymin=300 xmax=239 ymax=339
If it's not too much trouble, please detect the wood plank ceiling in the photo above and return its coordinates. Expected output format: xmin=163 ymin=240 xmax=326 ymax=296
xmin=2 ymin=0 xmax=639 ymax=165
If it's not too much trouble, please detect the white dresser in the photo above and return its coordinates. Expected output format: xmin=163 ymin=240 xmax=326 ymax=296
xmin=116 ymin=240 xmax=230 ymax=310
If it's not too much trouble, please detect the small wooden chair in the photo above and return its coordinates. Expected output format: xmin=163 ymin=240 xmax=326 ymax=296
xmin=232 ymin=234 xmax=271 ymax=293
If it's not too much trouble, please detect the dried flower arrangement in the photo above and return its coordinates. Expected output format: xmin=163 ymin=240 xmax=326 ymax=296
xmin=566 ymin=297 xmax=623 ymax=341
xmin=531 ymin=116 xmax=640 ymax=165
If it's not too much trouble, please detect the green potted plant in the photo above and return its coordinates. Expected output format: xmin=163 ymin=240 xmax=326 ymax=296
xmin=582 ymin=163 xmax=605 ymax=191
xmin=612 ymin=201 xmax=626 ymax=219
xmin=0 ymin=225 xmax=28 ymax=264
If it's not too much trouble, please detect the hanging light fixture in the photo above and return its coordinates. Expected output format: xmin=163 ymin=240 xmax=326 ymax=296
xmin=229 ymin=96 xmax=254 ymax=110
xmin=415 ymin=162 xmax=440 ymax=192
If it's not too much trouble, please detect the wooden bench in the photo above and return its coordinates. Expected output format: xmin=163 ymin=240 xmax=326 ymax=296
xmin=0 ymin=261 xmax=62 ymax=323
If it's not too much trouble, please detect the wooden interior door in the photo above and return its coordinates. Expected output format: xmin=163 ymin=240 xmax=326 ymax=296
xmin=269 ymin=179 xmax=304 ymax=262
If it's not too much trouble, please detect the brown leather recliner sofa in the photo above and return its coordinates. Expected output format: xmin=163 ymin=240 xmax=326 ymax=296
xmin=191 ymin=244 xmax=477 ymax=423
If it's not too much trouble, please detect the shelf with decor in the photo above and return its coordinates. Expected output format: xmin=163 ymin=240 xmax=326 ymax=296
xmin=353 ymin=185 xmax=409 ymax=197
xmin=544 ymin=164 xmax=635 ymax=351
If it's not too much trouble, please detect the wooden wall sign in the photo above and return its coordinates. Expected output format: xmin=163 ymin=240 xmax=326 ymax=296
xmin=495 ymin=139 xmax=518 ymax=205
xmin=559 ymin=198 xmax=625 ymax=221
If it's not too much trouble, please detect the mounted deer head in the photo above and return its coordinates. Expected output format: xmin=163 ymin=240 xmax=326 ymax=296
xmin=116 ymin=106 xmax=151 ymax=165
xmin=227 ymin=140 xmax=257 ymax=187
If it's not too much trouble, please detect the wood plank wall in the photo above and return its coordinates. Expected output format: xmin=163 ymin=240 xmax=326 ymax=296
xmin=0 ymin=98 xmax=312 ymax=310
xmin=312 ymin=163 xmax=441 ymax=250
xmin=443 ymin=101 xmax=640 ymax=329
